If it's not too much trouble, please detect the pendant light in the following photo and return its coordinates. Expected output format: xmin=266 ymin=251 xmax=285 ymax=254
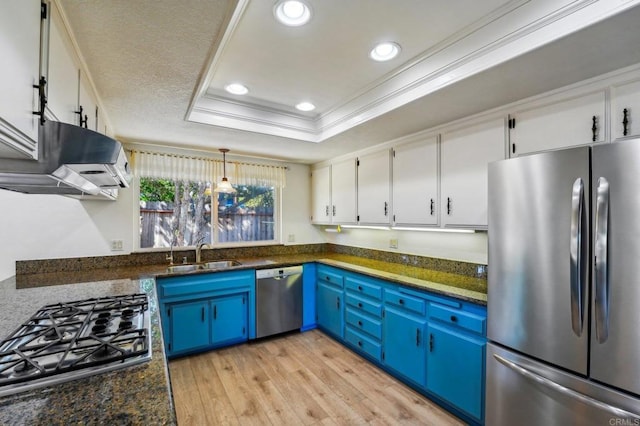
xmin=214 ymin=148 xmax=236 ymax=193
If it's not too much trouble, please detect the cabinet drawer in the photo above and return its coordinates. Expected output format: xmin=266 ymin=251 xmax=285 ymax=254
xmin=346 ymin=308 xmax=382 ymax=340
xmin=345 ymin=328 xmax=382 ymax=362
xmin=158 ymin=272 xmax=251 ymax=299
xmin=429 ymin=303 xmax=486 ymax=335
xmin=384 ymin=289 xmax=426 ymax=316
xmin=316 ymin=266 xmax=344 ymax=288
xmin=345 ymin=294 xmax=382 ymax=318
xmin=345 ymin=277 xmax=382 ymax=300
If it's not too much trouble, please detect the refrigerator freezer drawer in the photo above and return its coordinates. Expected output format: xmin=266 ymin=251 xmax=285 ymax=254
xmin=486 ymin=343 xmax=640 ymax=426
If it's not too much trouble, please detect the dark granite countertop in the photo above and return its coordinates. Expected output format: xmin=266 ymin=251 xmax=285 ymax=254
xmin=0 ymin=277 xmax=176 ymax=425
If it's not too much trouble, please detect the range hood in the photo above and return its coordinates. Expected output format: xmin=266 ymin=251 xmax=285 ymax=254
xmin=0 ymin=121 xmax=131 ymax=200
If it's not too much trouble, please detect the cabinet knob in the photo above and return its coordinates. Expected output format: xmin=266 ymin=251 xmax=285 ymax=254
xmin=358 ymin=341 xmax=363 ymax=347
xmin=358 ymin=320 xmax=363 ymax=327
xmin=357 ymin=285 xmax=363 ymax=291
xmin=398 ymin=299 xmax=404 ymax=305
xmin=450 ymin=315 xmax=458 ymax=323
xmin=358 ymin=302 xmax=363 ymax=308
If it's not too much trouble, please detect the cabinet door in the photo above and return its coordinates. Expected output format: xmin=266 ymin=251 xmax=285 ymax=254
xmin=311 ymin=165 xmax=331 ymax=224
xmin=383 ymin=307 xmax=427 ymax=387
xmin=79 ymin=71 xmax=98 ymax=132
xmin=392 ymin=136 xmax=439 ymax=226
xmin=47 ymin=8 xmax=79 ymax=125
xmin=441 ymin=118 xmax=505 ymax=228
xmin=317 ymin=282 xmax=343 ymax=338
xmin=169 ymin=300 xmax=210 ymax=354
xmin=612 ymin=79 xmax=640 ymax=140
xmin=509 ymin=91 xmax=605 ymax=156
xmin=330 ymin=158 xmax=357 ymax=224
xmin=0 ymin=0 xmax=41 ymax=158
xmin=211 ymin=293 xmax=248 ymax=346
xmin=427 ymin=324 xmax=485 ymax=421
xmin=357 ymin=149 xmax=391 ymax=225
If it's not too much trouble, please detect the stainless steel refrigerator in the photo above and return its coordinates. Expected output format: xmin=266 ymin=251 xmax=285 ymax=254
xmin=486 ymin=139 xmax=640 ymax=425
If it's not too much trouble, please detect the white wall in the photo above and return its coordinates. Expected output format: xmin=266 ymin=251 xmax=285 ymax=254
xmin=326 ymin=228 xmax=487 ymax=265
xmin=0 ymin=186 xmax=136 ymax=281
xmin=0 ymin=162 xmax=324 ymax=281
xmin=281 ymin=163 xmax=325 ymax=246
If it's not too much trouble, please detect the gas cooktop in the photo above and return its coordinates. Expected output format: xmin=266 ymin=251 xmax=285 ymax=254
xmin=0 ymin=294 xmax=151 ymax=397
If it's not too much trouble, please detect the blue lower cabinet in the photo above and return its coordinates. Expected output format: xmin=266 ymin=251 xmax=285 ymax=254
xmin=157 ymin=269 xmax=254 ymax=358
xmin=383 ymin=307 xmax=427 ymax=388
xmin=211 ymin=293 xmax=248 ymax=347
xmin=167 ymin=300 xmax=211 ymax=354
xmin=427 ymin=323 xmax=485 ymax=422
xmin=316 ymin=282 xmax=344 ymax=338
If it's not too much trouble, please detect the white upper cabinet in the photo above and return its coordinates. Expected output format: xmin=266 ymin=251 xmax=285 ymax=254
xmin=311 ymin=164 xmax=331 ymax=224
xmin=441 ymin=118 xmax=506 ymax=229
xmin=47 ymin=6 xmax=80 ymax=125
xmin=611 ymin=79 xmax=640 ymax=141
xmin=79 ymin=71 xmax=99 ymax=132
xmin=508 ymin=91 xmax=606 ymax=157
xmin=331 ymin=158 xmax=357 ymax=224
xmin=0 ymin=0 xmax=43 ymax=159
xmin=392 ymin=136 xmax=439 ymax=227
xmin=357 ymin=149 xmax=391 ymax=225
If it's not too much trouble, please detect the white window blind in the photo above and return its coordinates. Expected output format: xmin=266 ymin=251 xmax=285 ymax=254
xmin=130 ymin=150 xmax=287 ymax=188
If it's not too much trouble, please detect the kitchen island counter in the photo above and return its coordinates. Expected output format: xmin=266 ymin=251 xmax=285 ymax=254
xmin=0 ymin=276 xmax=176 ymax=425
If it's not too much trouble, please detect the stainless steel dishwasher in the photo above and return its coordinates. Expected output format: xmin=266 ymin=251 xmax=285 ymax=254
xmin=255 ymin=265 xmax=303 ymax=338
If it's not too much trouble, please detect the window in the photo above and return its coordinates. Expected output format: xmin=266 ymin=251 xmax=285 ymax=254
xmin=139 ymin=178 xmax=277 ymax=249
xmin=131 ymin=149 xmax=285 ymax=249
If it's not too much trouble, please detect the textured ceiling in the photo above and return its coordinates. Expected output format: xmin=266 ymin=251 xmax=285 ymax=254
xmin=58 ymin=0 xmax=640 ymax=164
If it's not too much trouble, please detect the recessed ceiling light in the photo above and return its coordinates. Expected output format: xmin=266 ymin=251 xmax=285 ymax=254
xmin=274 ymin=0 xmax=312 ymax=26
xmin=225 ymin=83 xmax=249 ymax=95
xmin=370 ymin=42 xmax=401 ymax=62
xmin=295 ymin=102 xmax=316 ymax=112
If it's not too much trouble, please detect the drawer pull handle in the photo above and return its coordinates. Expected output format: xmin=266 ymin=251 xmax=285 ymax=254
xmin=358 ymin=302 xmax=363 ymax=308
xmin=201 ymin=307 xmax=205 ymax=322
xmin=450 ymin=315 xmax=458 ymax=323
xmin=416 ymin=329 xmax=420 ymax=346
xmin=336 ymin=297 xmax=340 ymax=309
xmin=213 ymin=305 xmax=217 ymax=320
xmin=399 ymin=299 xmax=405 ymax=305
xmin=429 ymin=333 xmax=434 ymax=352
xmin=358 ymin=320 xmax=363 ymax=327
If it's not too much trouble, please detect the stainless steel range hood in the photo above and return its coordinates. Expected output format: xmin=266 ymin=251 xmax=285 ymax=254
xmin=0 ymin=121 xmax=131 ymax=200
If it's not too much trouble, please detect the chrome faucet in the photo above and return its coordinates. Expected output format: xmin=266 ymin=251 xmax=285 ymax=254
xmin=195 ymin=242 xmax=211 ymax=264
xmin=166 ymin=239 xmax=175 ymax=265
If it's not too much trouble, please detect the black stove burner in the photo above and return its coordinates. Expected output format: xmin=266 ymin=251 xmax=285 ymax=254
xmin=91 ymin=324 xmax=108 ymax=335
xmin=121 ymin=309 xmax=134 ymax=319
xmin=97 ymin=312 xmax=111 ymax=319
xmin=90 ymin=345 xmax=119 ymax=360
xmin=118 ymin=321 xmax=133 ymax=330
xmin=95 ymin=318 xmax=110 ymax=326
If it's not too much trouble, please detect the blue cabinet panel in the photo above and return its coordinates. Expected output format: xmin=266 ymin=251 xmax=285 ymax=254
xmin=302 ymin=263 xmax=317 ymax=331
xmin=316 ymin=265 xmax=344 ymax=288
xmin=169 ymin=300 xmax=210 ymax=354
xmin=316 ymin=282 xmax=344 ymax=338
xmin=345 ymin=275 xmax=383 ymax=300
xmin=383 ymin=307 xmax=427 ymax=387
xmin=345 ymin=327 xmax=382 ymax=362
xmin=211 ymin=293 xmax=248 ymax=347
xmin=427 ymin=323 xmax=485 ymax=421
xmin=345 ymin=307 xmax=382 ymax=340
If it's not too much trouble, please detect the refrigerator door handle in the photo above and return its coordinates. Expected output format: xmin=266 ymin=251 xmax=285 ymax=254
xmin=595 ymin=177 xmax=610 ymax=343
xmin=493 ymin=353 xmax=639 ymax=418
xmin=570 ymin=178 xmax=586 ymax=336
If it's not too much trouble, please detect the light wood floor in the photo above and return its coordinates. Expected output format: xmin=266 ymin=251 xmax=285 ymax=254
xmin=168 ymin=330 xmax=465 ymax=425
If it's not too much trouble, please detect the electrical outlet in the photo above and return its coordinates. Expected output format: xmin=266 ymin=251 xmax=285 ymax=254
xmin=110 ymin=239 xmax=124 ymax=251
xmin=389 ymin=239 xmax=398 ymax=249
xmin=287 ymin=234 xmax=295 ymax=243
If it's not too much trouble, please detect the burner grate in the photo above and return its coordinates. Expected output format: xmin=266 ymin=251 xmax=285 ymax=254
xmin=0 ymin=293 xmax=150 ymax=394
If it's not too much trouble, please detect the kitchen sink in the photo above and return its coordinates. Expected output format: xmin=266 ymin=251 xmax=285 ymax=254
xmin=166 ymin=264 xmax=200 ymax=273
xmin=200 ymin=260 xmax=242 ymax=269
xmin=166 ymin=260 xmax=242 ymax=273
